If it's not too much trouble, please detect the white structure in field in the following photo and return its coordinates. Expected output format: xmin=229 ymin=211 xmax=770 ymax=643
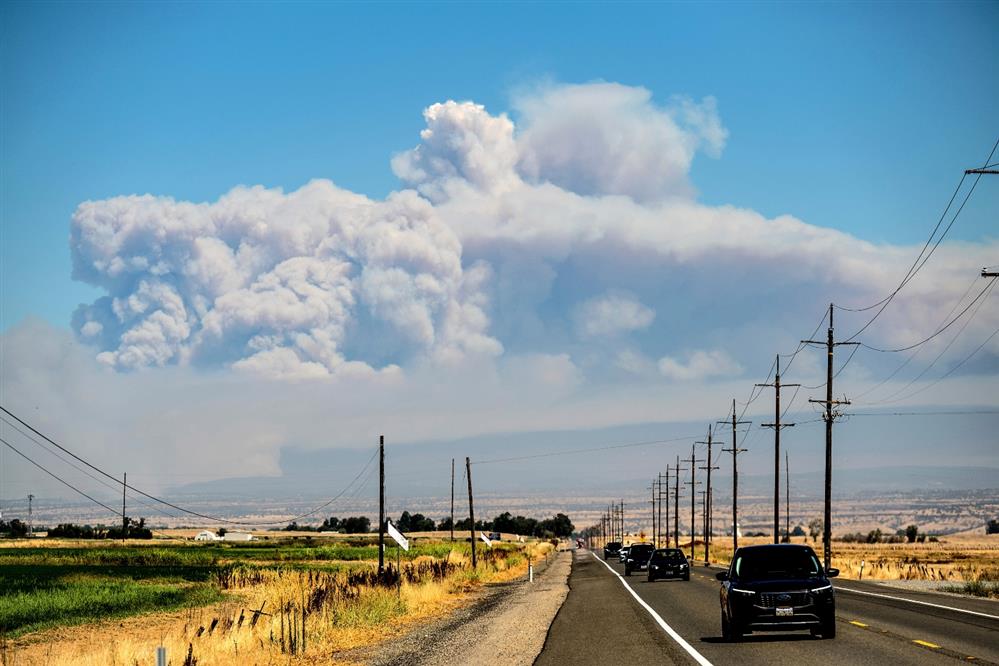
xmin=222 ymin=531 xmax=254 ymax=542
xmin=195 ymin=530 xmax=219 ymax=541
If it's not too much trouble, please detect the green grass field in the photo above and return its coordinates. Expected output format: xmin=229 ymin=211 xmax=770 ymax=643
xmin=0 ymin=539 xmax=490 ymax=637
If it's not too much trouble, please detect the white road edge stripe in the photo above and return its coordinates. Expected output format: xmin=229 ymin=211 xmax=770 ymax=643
xmin=836 ymin=585 xmax=999 ymax=621
xmin=590 ymin=552 xmax=714 ymax=666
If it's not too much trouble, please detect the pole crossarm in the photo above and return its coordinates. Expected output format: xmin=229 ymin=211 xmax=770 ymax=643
xmin=965 ymin=168 xmax=999 ymax=175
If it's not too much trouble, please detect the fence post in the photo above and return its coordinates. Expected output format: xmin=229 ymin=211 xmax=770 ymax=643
xmin=156 ymin=646 xmax=166 ymax=666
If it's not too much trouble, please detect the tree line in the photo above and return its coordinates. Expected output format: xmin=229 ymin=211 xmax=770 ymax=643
xmin=280 ymin=511 xmax=575 ymax=538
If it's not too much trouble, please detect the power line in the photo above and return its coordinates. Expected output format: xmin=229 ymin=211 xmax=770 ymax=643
xmin=845 ymin=410 xmax=999 ymax=417
xmin=0 ymin=405 xmax=377 ymax=527
xmin=472 ymin=434 xmax=702 ymax=465
xmin=870 ymin=323 xmax=999 ymax=405
xmin=1 ymin=436 xmax=120 ymax=518
xmin=837 ymin=136 xmax=998 ymax=329
xmin=859 ymin=277 xmax=997 ymax=353
xmin=859 ymin=277 xmax=997 ymax=404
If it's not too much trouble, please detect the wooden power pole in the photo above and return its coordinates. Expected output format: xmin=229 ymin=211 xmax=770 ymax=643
xmin=804 ymin=304 xmax=858 ymax=571
xmin=378 ymin=435 xmax=385 ymax=576
xmin=720 ymin=400 xmax=750 ymax=553
xmin=698 ymin=427 xmax=719 ymax=564
xmin=450 ymin=458 xmax=455 ymax=542
xmin=466 ymin=457 xmax=476 ymax=568
xmin=758 ymin=355 xmax=799 ymax=543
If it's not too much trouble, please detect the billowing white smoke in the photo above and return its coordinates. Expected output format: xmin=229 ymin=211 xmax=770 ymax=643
xmin=71 ymin=182 xmax=501 ymax=377
xmin=70 ymin=82 xmax=999 ymax=382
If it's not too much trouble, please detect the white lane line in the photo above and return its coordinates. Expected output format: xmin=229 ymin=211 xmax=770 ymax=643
xmin=836 ymin=586 xmax=999 ymax=621
xmin=590 ymin=552 xmax=713 ymax=666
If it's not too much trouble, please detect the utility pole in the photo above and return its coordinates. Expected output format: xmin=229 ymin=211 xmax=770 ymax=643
xmin=650 ymin=482 xmax=656 ymax=545
xmin=378 ymin=436 xmax=385 ymax=576
xmin=28 ymin=493 xmax=34 ymax=538
xmin=785 ymin=451 xmax=791 ymax=543
xmin=466 ymin=457 xmax=476 ymax=568
xmin=620 ymin=499 xmax=625 ymax=541
xmin=698 ymin=427 xmax=719 ymax=565
xmin=804 ymin=304 xmax=859 ymax=571
xmin=664 ymin=465 xmax=671 ymax=547
xmin=720 ymin=400 xmax=751 ymax=552
xmin=673 ymin=456 xmax=682 ymax=550
xmin=758 ymin=355 xmax=800 ymax=543
xmin=657 ymin=472 xmax=665 ymax=547
xmin=683 ymin=445 xmax=700 ymax=561
xmin=450 ymin=458 xmax=455 ymax=543
xmin=122 ymin=472 xmax=127 ymax=543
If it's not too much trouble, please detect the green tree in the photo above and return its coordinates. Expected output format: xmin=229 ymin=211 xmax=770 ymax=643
xmin=807 ymin=518 xmax=823 ymax=543
xmin=905 ymin=524 xmax=919 ymax=543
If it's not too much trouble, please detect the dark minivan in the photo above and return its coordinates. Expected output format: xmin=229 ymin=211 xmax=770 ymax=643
xmin=603 ymin=541 xmax=622 ymax=560
xmin=716 ymin=544 xmax=837 ymax=640
xmin=624 ymin=543 xmax=655 ymax=576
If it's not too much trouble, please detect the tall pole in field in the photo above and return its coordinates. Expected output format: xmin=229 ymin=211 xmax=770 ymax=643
xmin=450 ymin=458 xmax=455 ymax=542
xmin=673 ymin=457 xmax=681 ymax=550
xmin=466 ymin=457 xmax=476 ymax=569
xmin=804 ymin=304 xmax=857 ymax=571
xmin=699 ymin=428 xmax=719 ymax=565
xmin=683 ymin=445 xmax=700 ymax=561
xmin=122 ymin=472 xmax=127 ymax=543
xmin=758 ymin=355 xmax=799 ymax=543
xmin=785 ymin=451 xmax=791 ymax=543
xmin=378 ymin=435 xmax=385 ymax=576
xmin=28 ymin=493 xmax=34 ymax=538
xmin=720 ymin=400 xmax=750 ymax=553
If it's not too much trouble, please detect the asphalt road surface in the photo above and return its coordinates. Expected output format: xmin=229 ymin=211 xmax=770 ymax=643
xmin=536 ymin=548 xmax=999 ymax=666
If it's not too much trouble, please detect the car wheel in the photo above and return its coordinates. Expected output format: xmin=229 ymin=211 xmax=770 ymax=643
xmin=822 ymin=619 xmax=836 ymax=639
xmin=721 ymin=612 xmax=731 ymax=641
xmin=625 ymin=568 xmax=631 ymax=576
xmin=683 ymin=573 xmax=690 ymax=581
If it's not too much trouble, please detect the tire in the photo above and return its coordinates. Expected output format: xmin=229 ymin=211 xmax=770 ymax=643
xmin=684 ymin=573 xmax=690 ymax=581
xmin=625 ymin=568 xmax=631 ymax=577
xmin=721 ymin=612 xmax=731 ymax=641
xmin=822 ymin=619 xmax=836 ymax=639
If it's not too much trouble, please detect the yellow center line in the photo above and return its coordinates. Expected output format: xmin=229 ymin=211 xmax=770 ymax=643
xmin=849 ymin=620 xmax=869 ymax=628
xmin=913 ymin=640 xmax=941 ymax=649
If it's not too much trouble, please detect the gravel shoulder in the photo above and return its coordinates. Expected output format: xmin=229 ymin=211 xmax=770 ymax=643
xmin=355 ymin=549 xmax=572 ymax=666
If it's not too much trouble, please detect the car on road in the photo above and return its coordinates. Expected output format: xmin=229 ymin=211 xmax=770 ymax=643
xmin=603 ymin=541 xmax=622 ymax=560
xmin=618 ymin=545 xmax=630 ymax=563
xmin=716 ymin=544 xmax=837 ymax=641
xmin=624 ymin=543 xmax=655 ymax=576
xmin=647 ymin=548 xmax=690 ymax=581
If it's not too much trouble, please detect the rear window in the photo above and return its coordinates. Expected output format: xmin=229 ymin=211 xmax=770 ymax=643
xmin=630 ymin=545 xmax=654 ymax=555
xmin=733 ymin=548 xmax=822 ymax=580
xmin=606 ymin=542 xmax=621 ymax=548
xmin=652 ymin=549 xmax=686 ymax=562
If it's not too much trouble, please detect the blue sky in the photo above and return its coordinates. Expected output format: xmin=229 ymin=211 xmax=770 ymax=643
xmin=2 ymin=1 xmax=997 ymax=330
xmin=1 ymin=2 xmax=997 ymax=498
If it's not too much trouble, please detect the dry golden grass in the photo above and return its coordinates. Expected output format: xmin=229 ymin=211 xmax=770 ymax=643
xmin=4 ymin=540 xmax=556 ymax=666
xmin=685 ymin=533 xmax=999 ymax=583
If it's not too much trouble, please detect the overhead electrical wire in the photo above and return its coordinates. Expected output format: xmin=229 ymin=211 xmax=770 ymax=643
xmin=0 ymin=404 xmax=377 ymax=527
xmin=472 ymin=434 xmax=702 ymax=465
xmin=859 ymin=277 xmax=997 ymax=354
xmin=852 ymin=275 xmax=983 ymax=401
xmin=859 ymin=278 xmax=997 ymax=405
xmin=840 ymin=137 xmax=998 ymax=341
xmin=1 ymin=436 xmax=121 ymax=518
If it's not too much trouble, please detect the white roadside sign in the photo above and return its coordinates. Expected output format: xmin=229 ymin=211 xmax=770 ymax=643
xmin=479 ymin=532 xmax=492 ymax=547
xmin=387 ymin=521 xmax=409 ymax=551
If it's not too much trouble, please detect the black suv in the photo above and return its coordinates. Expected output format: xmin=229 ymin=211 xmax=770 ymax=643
xmin=647 ymin=548 xmax=690 ymax=581
xmin=624 ymin=543 xmax=655 ymax=576
xmin=603 ymin=541 xmax=622 ymax=560
xmin=716 ymin=544 xmax=837 ymax=641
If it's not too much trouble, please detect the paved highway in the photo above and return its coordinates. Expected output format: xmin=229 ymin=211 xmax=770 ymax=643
xmin=536 ymin=548 xmax=999 ymax=665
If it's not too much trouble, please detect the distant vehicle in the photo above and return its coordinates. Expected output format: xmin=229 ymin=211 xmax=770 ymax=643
xmin=603 ymin=541 xmax=622 ymax=560
xmin=618 ymin=545 xmax=630 ymax=563
xmin=488 ymin=532 xmax=502 ymax=541
xmin=624 ymin=543 xmax=655 ymax=576
xmin=716 ymin=544 xmax=837 ymax=641
xmin=647 ymin=548 xmax=690 ymax=581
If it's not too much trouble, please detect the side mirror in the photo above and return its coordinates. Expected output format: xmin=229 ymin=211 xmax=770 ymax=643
xmin=715 ymin=571 xmax=729 ymax=581
xmin=826 ymin=568 xmax=839 ymax=578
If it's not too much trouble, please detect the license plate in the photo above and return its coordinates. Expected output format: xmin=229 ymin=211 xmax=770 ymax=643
xmin=664 ymin=570 xmax=674 ymax=575
xmin=776 ymin=607 xmax=793 ymax=617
